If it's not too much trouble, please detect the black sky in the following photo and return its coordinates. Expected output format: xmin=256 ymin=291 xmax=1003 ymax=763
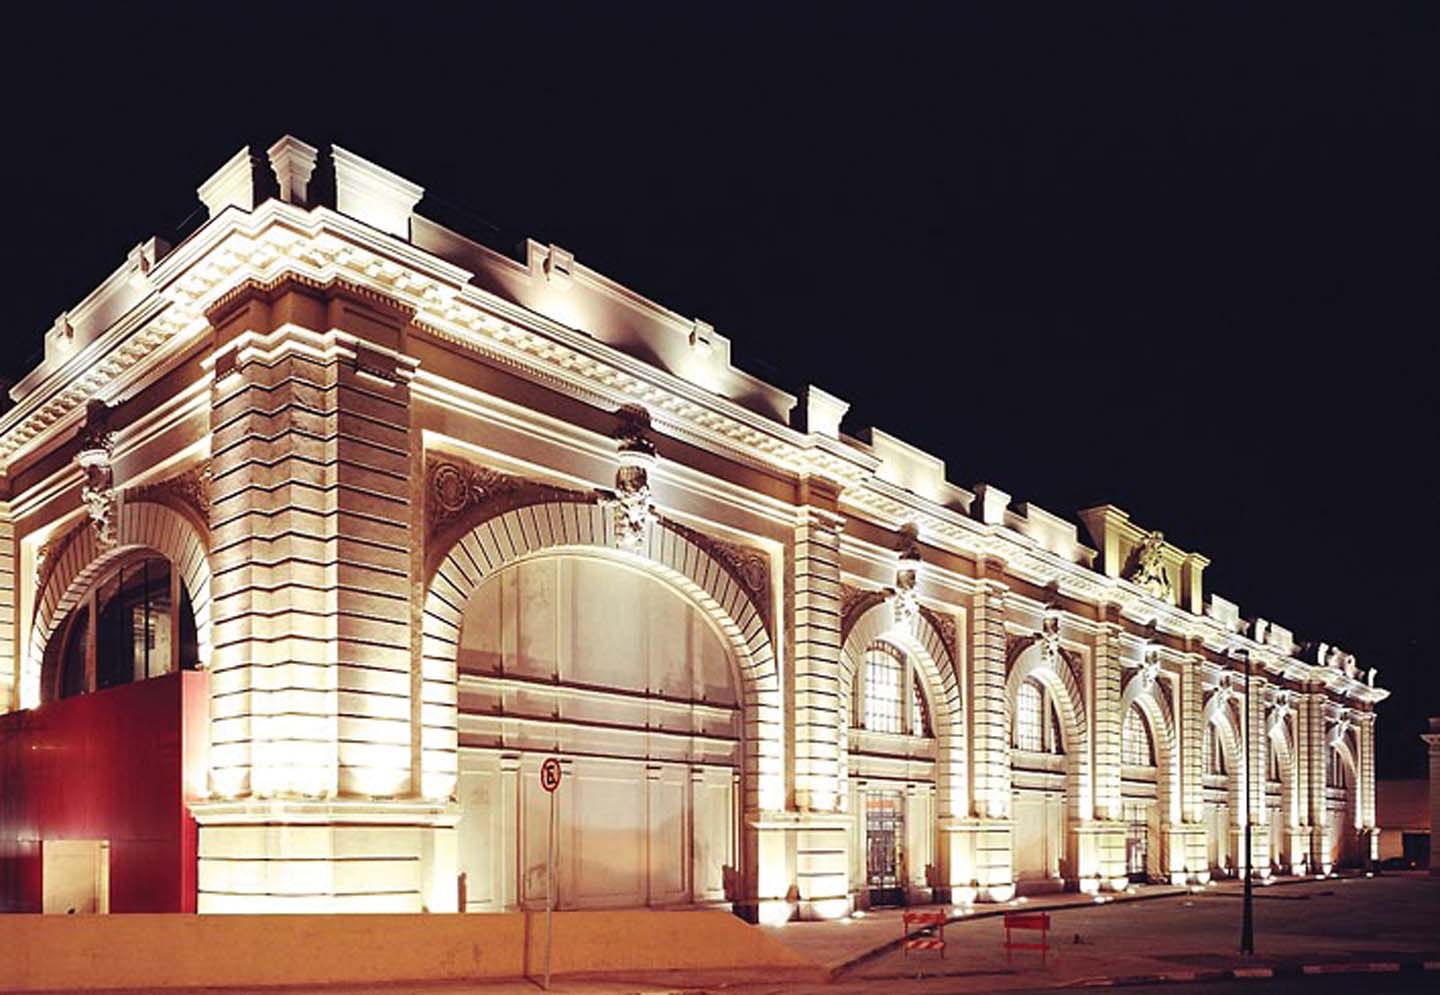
xmin=1 ymin=4 xmax=1434 ymax=776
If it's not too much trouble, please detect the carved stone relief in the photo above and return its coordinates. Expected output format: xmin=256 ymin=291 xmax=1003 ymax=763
xmin=128 ymin=463 xmax=213 ymax=531
xmin=657 ymin=517 xmax=771 ymax=630
xmin=75 ymin=400 xmax=117 ymax=549
xmin=840 ymin=584 xmax=888 ymax=641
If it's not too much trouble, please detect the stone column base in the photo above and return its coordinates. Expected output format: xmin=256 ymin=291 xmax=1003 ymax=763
xmin=1163 ymin=824 xmax=1207 ymax=884
xmin=741 ymin=813 xmax=852 ymax=923
xmin=1072 ymin=821 xmax=1128 ymax=892
xmin=938 ymin=818 xmax=1014 ymax=903
xmin=190 ymin=798 xmax=459 ymax=914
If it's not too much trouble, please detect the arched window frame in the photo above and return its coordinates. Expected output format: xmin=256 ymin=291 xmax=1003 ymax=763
xmin=855 ymin=641 xmax=934 ymax=738
xmin=1013 ymin=680 xmax=1044 ymax=752
xmin=46 ymin=552 xmax=199 ymax=704
xmin=1122 ymin=706 xmax=1155 ymax=767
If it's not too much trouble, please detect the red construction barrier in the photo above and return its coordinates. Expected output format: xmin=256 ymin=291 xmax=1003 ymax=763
xmin=901 ymin=911 xmax=947 ymax=956
xmin=1003 ymin=910 xmax=1050 ymax=965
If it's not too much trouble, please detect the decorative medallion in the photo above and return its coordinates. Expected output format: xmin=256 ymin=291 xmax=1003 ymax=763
xmin=425 ymin=457 xmax=598 ymax=542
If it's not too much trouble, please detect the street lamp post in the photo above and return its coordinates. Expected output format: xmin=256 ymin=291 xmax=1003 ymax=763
xmin=1240 ymin=648 xmax=1255 ymax=955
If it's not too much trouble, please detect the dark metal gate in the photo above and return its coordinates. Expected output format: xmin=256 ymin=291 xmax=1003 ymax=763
xmin=866 ymin=791 xmax=905 ymax=906
xmin=1124 ymin=803 xmax=1149 ymax=882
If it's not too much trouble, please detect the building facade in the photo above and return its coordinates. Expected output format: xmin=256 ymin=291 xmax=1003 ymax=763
xmin=0 ymin=138 xmax=1387 ymax=918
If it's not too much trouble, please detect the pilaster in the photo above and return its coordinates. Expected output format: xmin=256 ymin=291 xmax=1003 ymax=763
xmin=957 ymin=559 xmax=1014 ymax=901
xmin=1300 ymin=689 xmax=1329 ymax=871
xmin=790 ymin=478 xmax=844 ymax=813
xmin=1356 ymin=711 xmax=1377 ymax=862
xmin=1179 ymin=648 xmax=1208 ymax=881
xmin=1244 ymin=670 xmax=1270 ymax=876
xmin=1092 ymin=607 xmax=1123 ymax=821
xmin=785 ymin=475 xmax=849 ymax=918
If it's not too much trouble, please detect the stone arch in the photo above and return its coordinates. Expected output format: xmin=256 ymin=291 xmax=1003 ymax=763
xmin=1120 ymin=675 xmax=1179 ymax=829
xmin=839 ymin=601 xmax=964 ymax=819
xmin=1267 ymin=711 xmax=1298 ymax=828
xmin=24 ymin=501 xmax=213 ymax=709
xmin=1005 ymin=641 xmax=1092 ymax=823
xmin=1203 ymin=691 xmax=1246 ymax=830
xmin=421 ymin=501 xmax=783 ymax=811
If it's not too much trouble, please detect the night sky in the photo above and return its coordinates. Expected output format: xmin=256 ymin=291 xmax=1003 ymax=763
xmin=2 ymin=5 xmax=1434 ymax=776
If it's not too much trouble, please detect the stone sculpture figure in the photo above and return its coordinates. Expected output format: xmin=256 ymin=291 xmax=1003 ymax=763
xmin=1127 ymin=530 xmax=1173 ymax=600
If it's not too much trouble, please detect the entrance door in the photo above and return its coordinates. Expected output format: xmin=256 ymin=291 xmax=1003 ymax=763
xmin=866 ymin=791 xmax=905 ymax=906
xmin=1124 ymin=803 xmax=1150 ymax=882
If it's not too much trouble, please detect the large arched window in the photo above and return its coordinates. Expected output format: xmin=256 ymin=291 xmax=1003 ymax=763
xmin=856 ymin=641 xmax=935 ymax=738
xmin=50 ymin=554 xmax=199 ymax=702
xmin=1014 ymin=681 xmax=1044 ymax=752
xmin=863 ymin=645 xmax=903 ymax=734
xmin=1122 ymin=707 xmax=1154 ymax=766
xmin=1326 ymin=747 xmax=1349 ymax=788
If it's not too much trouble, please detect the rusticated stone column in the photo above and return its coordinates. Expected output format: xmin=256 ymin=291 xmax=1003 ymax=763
xmin=191 ymin=276 xmax=456 ymax=914
xmin=786 ymin=475 xmax=850 ymax=919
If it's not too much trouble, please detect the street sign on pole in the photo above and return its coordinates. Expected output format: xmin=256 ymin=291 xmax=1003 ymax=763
xmin=540 ymin=757 xmax=562 ymax=990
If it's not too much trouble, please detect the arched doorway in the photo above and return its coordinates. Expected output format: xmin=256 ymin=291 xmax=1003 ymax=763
xmin=446 ymin=548 xmax=756 ymax=912
xmin=838 ymin=600 xmax=962 ymax=908
xmin=1004 ymin=638 xmax=1090 ymax=893
xmin=1326 ymin=737 xmax=1359 ymax=869
xmin=1202 ymin=707 xmax=1243 ymax=877
xmin=1010 ymin=676 xmax=1069 ymax=890
xmin=848 ymin=638 xmax=936 ymax=907
xmin=1120 ymin=705 xmax=1159 ymax=882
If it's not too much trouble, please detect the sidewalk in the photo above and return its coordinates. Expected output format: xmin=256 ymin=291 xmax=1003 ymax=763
xmin=778 ymin=873 xmax=1440 ymax=992
xmin=761 ymin=879 xmax=1192 ymax=975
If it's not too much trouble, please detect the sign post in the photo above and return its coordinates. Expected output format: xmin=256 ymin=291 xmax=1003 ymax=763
xmin=539 ymin=757 xmax=563 ymax=990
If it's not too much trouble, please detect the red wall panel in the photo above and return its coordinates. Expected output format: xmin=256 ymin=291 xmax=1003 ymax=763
xmin=0 ymin=672 xmax=208 ymax=913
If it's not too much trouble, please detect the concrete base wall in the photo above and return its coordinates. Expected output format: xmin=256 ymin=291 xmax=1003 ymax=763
xmin=0 ymin=909 xmax=818 ymax=992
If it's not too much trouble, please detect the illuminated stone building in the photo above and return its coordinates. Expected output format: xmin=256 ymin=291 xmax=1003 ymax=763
xmin=0 ymin=138 xmax=1387 ymax=918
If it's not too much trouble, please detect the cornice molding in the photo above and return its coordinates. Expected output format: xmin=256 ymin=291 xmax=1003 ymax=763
xmin=0 ymin=199 xmax=1388 ymax=708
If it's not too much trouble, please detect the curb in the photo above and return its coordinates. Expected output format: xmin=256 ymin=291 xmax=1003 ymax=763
xmin=1068 ymin=957 xmax=1440 ymax=987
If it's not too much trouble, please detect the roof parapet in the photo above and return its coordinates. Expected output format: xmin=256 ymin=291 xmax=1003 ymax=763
xmin=793 ymin=385 xmax=850 ymax=438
